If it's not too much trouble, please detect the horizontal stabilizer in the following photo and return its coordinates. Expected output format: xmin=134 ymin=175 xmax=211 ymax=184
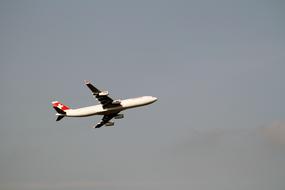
xmin=53 ymin=106 xmax=66 ymax=114
xmin=56 ymin=115 xmax=65 ymax=121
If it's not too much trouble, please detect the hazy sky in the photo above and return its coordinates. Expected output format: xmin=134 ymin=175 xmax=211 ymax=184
xmin=1 ymin=0 xmax=285 ymax=190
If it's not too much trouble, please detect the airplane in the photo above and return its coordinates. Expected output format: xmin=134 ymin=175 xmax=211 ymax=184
xmin=52 ymin=80 xmax=158 ymax=128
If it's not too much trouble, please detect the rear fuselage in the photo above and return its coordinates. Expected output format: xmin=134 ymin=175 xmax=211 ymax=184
xmin=61 ymin=96 xmax=157 ymax=117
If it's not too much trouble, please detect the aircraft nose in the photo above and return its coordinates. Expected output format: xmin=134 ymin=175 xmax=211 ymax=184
xmin=151 ymin=96 xmax=158 ymax=102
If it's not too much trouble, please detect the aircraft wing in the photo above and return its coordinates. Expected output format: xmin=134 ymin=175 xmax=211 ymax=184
xmin=94 ymin=113 xmax=118 ymax=128
xmin=84 ymin=80 xmax=114 ymax=108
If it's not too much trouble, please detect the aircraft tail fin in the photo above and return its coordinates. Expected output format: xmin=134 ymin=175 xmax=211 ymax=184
xmin=52 ymin=101 xmax=70 ymax=111
xmin=52 ymin=101 xmax=70 ymax=121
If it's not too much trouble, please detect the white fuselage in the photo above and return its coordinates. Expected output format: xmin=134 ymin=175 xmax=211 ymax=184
xmin=61 ymin=96 xmax=157 ymax=117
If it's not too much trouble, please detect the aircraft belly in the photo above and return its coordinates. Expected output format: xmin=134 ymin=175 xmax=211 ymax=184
xmin=66 ymin=106 xmax=101 ymax=117
xmin=121 ymin=100 xmax=150 ymax=109
xmin=66 ymin=106 xmax=123 ymax=117
xmin=97 ymin=106 xmax=124 ymax=115
xmin=67 ymin=110 xmax=97 ymax=117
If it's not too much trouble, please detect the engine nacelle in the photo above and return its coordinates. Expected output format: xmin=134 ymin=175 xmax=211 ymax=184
xmin=105 ymin=121 xmax=114 ymax=126
xmin=99 ymin=91 xmax=109 ymax=96
xmin=114 ymin=114 xmax=124 ymax=119
xmin=112 ymin=99 xmax=121 ymax=105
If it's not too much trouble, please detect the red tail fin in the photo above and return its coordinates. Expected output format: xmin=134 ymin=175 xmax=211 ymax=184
xmin=52 ymin=101 xmax=70 ymax=111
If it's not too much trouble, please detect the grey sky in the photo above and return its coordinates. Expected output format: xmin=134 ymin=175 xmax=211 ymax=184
xmin=1 ymin=0 xmax=285 ymax=190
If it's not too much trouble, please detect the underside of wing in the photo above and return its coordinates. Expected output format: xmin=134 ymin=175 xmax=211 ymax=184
xmin=84 ymin=80 xmax=114 ymax=108
xmin=94 ymin=113 xmax=119 ymax=128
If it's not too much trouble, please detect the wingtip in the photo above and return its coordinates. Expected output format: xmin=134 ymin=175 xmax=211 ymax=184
xmin=84 ymin=80 xmax=91 ymax=84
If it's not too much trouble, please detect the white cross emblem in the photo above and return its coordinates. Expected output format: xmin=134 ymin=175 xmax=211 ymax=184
xmin=58 ymin=104 xmax=63 ymax=109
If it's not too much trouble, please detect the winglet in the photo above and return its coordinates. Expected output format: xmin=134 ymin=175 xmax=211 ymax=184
xmin=84 ymin=80 xmax=91 ymax=84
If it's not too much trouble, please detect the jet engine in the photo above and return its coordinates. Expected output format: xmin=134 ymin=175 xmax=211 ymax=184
xmin=114 ymin=114 xmax=124 ymax=119
xmin=112 ymin=99 xmax=121 ymax=105
xmin=105 ymin=121 xmax=114 ymax=126
xmin=99 ymin=91 xmax=109 ymax=96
